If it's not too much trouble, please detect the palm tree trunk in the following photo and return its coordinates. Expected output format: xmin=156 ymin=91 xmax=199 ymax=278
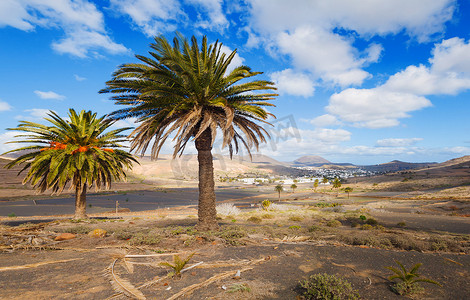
xmin=195 ymin=129 xmax=218 ymax=231
xmin=74 ymin=184 xmax=87 ymax=219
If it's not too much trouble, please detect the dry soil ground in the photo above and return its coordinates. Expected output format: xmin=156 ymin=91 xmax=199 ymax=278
xmin=0 ymin=191 xmax=469 ymax=300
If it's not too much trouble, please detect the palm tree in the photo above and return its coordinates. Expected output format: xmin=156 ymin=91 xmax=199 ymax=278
xmin=333 ymin=177 xmax=342 ymax=189
xmin=100 ymin=34 xmax=277 ymax=231
xmin=274 ymin=184 xmax=283 ymax=202
xmin=291 ymin=183 xmax=297 ymax=193
xmin=322 ymin=176 xmax=328 ymax=184
xmin=313 ymin=179 xmax=319 ymax=191
xmin=3 ymin=109 xmax=137 ymax=219
xmin=344 ymin=187 xmax=353 ymax=198
xmin=332 ymin=177 xmax=342 ymax=196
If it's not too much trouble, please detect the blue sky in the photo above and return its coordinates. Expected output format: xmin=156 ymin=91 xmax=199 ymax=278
xmin=0 ymin=0 xmax=469 ymax=165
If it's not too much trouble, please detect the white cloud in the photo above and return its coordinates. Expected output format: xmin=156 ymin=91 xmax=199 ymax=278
xmin=25 ymin=108 xmax=51 ymax=119
xmin=270 ymin=69 xmax=315 ymax=97
xmin=52 ymin=29 xmax=128 ymax=58
xmin=0 ymin=131 xmax=22 ymax=154
xmin=245 ymin=0 xmax=454 ymax=87
xmin=309 ymin=114 xmax=341 ymax=127
xmin=325 ymin=37 xmax=470 ymax=129
xmin=74 ymin=74 xmax=86 ymax=81
xmin=0 ymin=0 xmax=128 ymax=58
xmin=384 ymin=38 xmax=470 ymax=95
xmin=247 ymin=0 xmax=454 ymax=40
xmin=110 ymin=117 xmax=139 ymax=130
xmin=376 ymin=138 xmax=423 ymax=147
xmin=110 ymin=0 xmax=183 ymax=36
xmin=327 ymin=88 xmax=432 ymax=128
xmin=254 ymin=127 xmax=351 ymax=159
xmin=34 ymin=90 xmax=66 ymax=100
xmin=15 ymin=108 xmax=55 ymax=121
xmin=276 ymin=27 xmax=371 ymax=87
xmin=0 ymin=100 xmax=12 ymax=112
xmin=185 ymin=0 xmax=228 ymax=31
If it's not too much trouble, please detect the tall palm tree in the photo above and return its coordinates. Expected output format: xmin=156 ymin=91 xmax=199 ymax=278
xmin=3 ymin=109 xmax=137 ymax=219
xmin=100 ymin=34 xmax=277 ymax=231
xmin=274 ymin=184 xmax=283 ymax=202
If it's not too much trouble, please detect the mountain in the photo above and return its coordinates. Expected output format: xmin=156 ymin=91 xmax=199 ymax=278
xmin=361 ymin=160 xmax=437 ymax=173
xmin=240 ymin=154 xmax=288 ymax=166
xmin=292 ymin=155 xmax=330 ymax=166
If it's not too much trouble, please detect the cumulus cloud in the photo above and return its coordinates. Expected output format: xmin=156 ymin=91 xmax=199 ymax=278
xmin=252 ymin=127 xmax=351 ymax=158
xmin=185 ymin=0 xmax=228 ymax=31
xmin=327 ymin=88 xmax=432 ymax=128
xmin=245 ymin=0 xmax=454 ymax=87
xmin=109 ymin=0 xmax=184 ymax=36
xmin=384 ymin=38 xmax=470 ymax=95
xmin=0 ymin=0 xmax=128 ymax=58
xmin=376 ymin=138 xmax=423 ymax=147
xmin=247 ymin=0 xmax=454 ymax=40
xmin=276 ymin=27 xmax=371 ymax=87
xmin=34 ymin=90 xmax=66 ymax=100
xmin=308 ymin=114 xmax=341 ymax=127
xmin=270 ymin=69 xmax=315 ymax=97
xmin=325 ymin=37 xmax=470 ymax=129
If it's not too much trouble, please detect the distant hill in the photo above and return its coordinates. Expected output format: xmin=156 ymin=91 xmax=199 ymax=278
xmin=361 ymin=160 xmax=437 ymax=173
xmin=240 ymin=154 xmax=288 ymax=166
xmin=292 ymin=155 xmax=330 ymax=166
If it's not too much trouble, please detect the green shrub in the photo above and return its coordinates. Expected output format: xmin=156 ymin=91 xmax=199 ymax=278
xmin=289 ymin=216 xmax=304 ymax=222
xmin=262 ymin=214 xmax=274 ymax=219
xmin=289 ymin=225 xmax=301 ymax=230
xmin=327 ymin=220 xmax=342 ymax=227
xmin=299 ymin=273 xmax=360 ymax=299
xmin=361 ymin=224 xmax=373 ymax=230
xmin=365 ymin=218 xmax=378 ymax=225
xmin=8 ymin=213 xmax=16 ymax=217
xmin=113 ymin=229 xmax=133 ymax=240
xmin=216 ymin=226 xmax=247 ymax=246
xmin=308 ymin=225 xmax=322 ymax=232
xmin=262 ymin=200 xmax=272 ymax=210
xmin=397 ymin=222 xmax=406 ymax=227
xmin=226 ymin=283 xmax=251 ymax=293
xmin=247 ymin=216 xmax=262 ymax=224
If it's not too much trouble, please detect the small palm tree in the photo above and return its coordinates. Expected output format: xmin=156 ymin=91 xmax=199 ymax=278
xmin=344 ymin=187 xmax=353 ymax=198
xmin=274 ymin=184 xmax=283 ymax=202
xmin=386 ymin=261 xmax=441 ymax=296
xmin=291 ymin=183 xmax=297 ymax=193
xmin=322 ymin=177 xmax=328 ymax=184
xmin=3 ymin=109 xmax=137 ymax=219
xmin=332 ymin=178 xmax=342 ymax=189
xmin=313 ymin=179 xmax=319 ymax=191
xmin=100 ymin=34 xmax=277 ymax=231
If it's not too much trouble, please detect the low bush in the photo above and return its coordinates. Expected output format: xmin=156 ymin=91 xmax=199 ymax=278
xmin=216 ymin=203 xmax=241 ymax=217
xmin=247 ymin=216 xmax=262 ymax=224
xmin=299 ymin=273 xmax=360 ymax=299
xmin=326 ymin=220 xmax=342 ymax=227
